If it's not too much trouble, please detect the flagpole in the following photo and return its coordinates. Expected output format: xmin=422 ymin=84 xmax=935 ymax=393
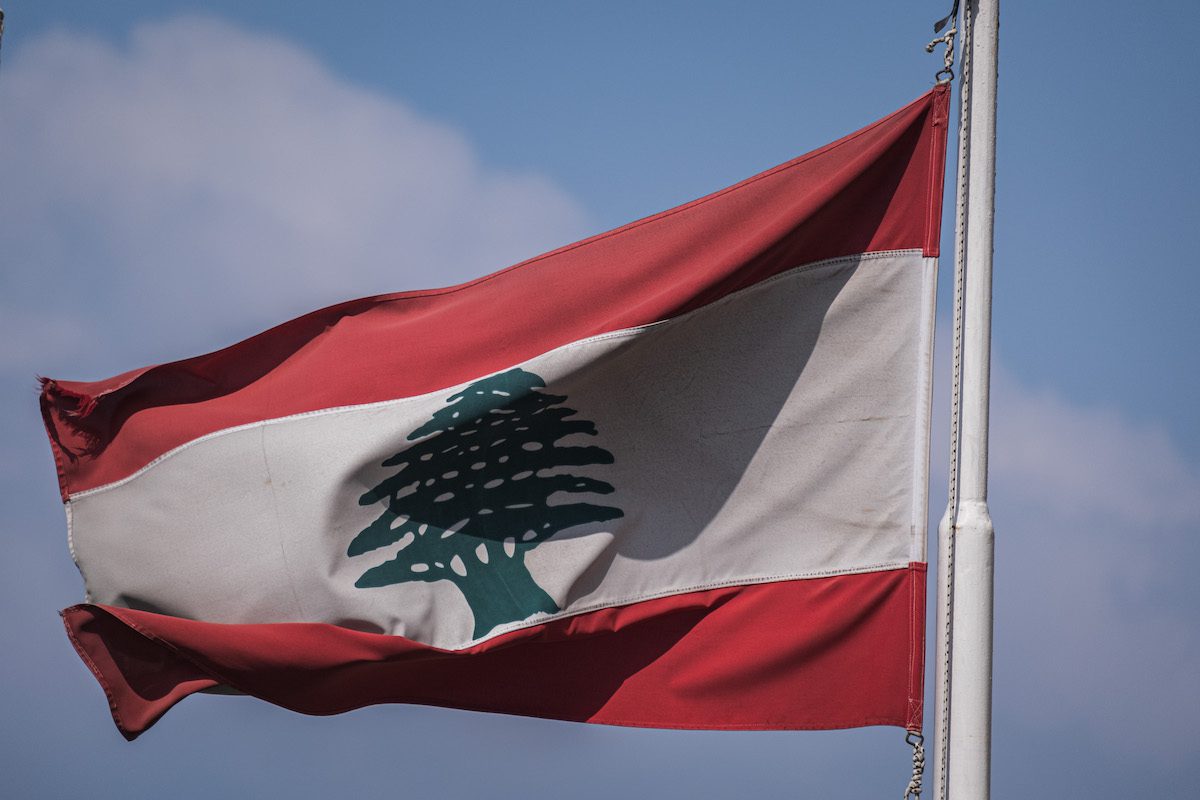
xmin=934 ymin=0 xmax=999 ymax=798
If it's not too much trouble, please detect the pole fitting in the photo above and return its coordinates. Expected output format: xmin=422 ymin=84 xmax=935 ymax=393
xmin=904 ymin=730 xmax=927 ymax=799
xmin=926 ymin=26 xmax=957 ymax=84
xmin=927 ymin=0 xmax=960 ymax=84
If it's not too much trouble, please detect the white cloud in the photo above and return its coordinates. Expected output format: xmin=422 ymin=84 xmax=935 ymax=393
xmin=0 ymin=17 xmax=591 ymax=377
xmin=991 ymin=372 xmax=1200 ymax=528
xmin=931 ymin=359 xmax=1200 ymax=762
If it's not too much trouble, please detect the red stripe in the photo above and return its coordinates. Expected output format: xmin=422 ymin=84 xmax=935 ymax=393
xmin=61 ymin=565 xmax=925 ymax=740
xmin=40 ymin=88 xmax=949 ymax=497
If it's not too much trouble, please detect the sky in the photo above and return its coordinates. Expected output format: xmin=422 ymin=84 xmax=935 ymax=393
xmin=1 ymin=1 xmax=1198 ymax=797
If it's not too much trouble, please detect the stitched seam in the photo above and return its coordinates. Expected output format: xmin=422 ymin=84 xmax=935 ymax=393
xmin=73 ymin=606 xmax=247 ymax=728
xmin=61 ymin=610 xmax=132 ymax=740
xmin=42 ymin=401 xmax=73 ymax=500
xmin=911 ymin=257 xmax=938 ymax=563
xmin=923 ymin=85 xmax=949 ymax=257
xmin=64 ymin=502 xmax=93 ymax=603
xmin=447 ymin=561 xmax=913 ymax=649
xmin=62 ymin=92 xmax=933 ymax=419
xmin=328 ymin=698 xmax=908 ymax=730
xmin=70 ymin=249 xmax=923 ymax=500
xmin=313 ymin=94 xmax=932 ymax=307
xmin=925 ymin=97 xmax=939 ymax=256
xmin=908 ymin=564 xmax=918 ymax=729
xmin=77 ymin=563 xmax=915 ymax=729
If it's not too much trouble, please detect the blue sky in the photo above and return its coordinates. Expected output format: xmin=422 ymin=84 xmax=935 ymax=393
xmin=1 ymin=2 xmax=1197 ymax=797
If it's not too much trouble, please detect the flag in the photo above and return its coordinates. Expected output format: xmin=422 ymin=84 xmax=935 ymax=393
xmin=40 ymin=87 xmax=948 ymax=740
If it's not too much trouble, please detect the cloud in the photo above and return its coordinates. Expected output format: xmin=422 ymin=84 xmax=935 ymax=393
xmin=991 ymin=372 xmax=1200 ymax=528
xmin=934 ymin=361 xmax=1200 ymax=763
xmin=0 ymin=17 xmax=592 ymax=377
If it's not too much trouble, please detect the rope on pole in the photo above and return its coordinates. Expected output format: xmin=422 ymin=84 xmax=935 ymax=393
xmin=926 ymin=1 xmax=959 ymax=85
xmin=903 ymin=731 xmax=927 ymax=800
xmin=932 ymin=0 xmax=974 ymax=798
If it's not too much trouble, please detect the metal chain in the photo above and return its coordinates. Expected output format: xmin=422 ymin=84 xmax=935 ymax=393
xmin=937 ymin=0 xmax=974 ymax=797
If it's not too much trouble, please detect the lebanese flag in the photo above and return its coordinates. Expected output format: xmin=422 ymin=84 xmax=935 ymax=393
xmin=40 ymin=87 xmax=948 ymax=740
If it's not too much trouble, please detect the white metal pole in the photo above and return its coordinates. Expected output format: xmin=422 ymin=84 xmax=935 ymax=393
xmin=947 ymin=0 xmax=999 ymax=798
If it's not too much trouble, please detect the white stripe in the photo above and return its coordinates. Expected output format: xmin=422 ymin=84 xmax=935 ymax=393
xmin=69 ymin=250 xmax=932 ymax=649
